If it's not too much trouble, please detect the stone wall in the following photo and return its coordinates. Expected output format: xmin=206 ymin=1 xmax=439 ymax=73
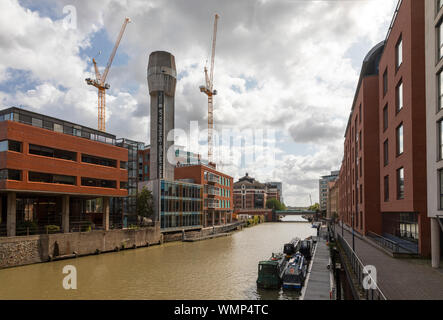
xmin=0 ymin=225 xmax=161 ymax=269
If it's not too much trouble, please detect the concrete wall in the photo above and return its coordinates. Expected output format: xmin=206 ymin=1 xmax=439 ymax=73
xmin=425 ymin=0 xmax=442 ymax=218
xmin=0 ymin=225 xmax=161 ymax=269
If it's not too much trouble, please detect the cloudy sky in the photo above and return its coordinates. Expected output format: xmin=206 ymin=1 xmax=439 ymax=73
xmin=0 ymin=0 xmax=398 ymax=206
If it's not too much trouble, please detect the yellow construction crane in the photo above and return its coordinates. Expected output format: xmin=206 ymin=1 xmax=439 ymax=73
xmin=200 ymin=14 xmax=219 ymax=163
xmin=85 ymin=17 xmax=131 ymax=132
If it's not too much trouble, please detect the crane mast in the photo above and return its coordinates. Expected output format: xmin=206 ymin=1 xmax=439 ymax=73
xmin=200 ymin=14 xmax=219 ymax=164
xmin=85 ymin=17 xmax=131 ymax=132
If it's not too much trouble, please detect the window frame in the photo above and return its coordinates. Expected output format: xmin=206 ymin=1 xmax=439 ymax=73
xmin=396 ymin=123 xmax=404 ymax=156
xmin=397 ymin=167 xmax=405 ymax=200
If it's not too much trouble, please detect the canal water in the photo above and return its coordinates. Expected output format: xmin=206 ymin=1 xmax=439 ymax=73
xmin=0 ymin=216 xmax=316 ymax=300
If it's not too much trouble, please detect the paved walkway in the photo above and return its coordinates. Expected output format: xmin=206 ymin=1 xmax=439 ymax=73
xmin=338 ymin=226 xmax=443 ymax=300
xmin=303 ymin=238 xmax=332 ymax=300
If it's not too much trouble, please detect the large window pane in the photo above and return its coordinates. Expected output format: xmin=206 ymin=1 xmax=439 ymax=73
xmin=439 ymin=71 xmax=443 ymax=111
xmin=396 ymin=37 xmax=403 ymax=68
xmin=396 ymin=81 xmax=403 ymax=112
xmin=438 ymin=19 xmax=443 ymax=60
xmin=397 ymin=168 xmax=404 ymax=200
xmin=384 ymin=139 xmax=389 ymax=166
xmin=383 ymin=104 xmax=388 ymax=131
xmin=397 ymin=124 xmax=404 ymax=155
xmin=439 ymin=120 xmax=443 ymax=160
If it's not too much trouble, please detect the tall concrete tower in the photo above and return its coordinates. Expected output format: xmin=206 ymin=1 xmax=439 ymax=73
xmin=147 ymin=51 xmax=177 ymax=181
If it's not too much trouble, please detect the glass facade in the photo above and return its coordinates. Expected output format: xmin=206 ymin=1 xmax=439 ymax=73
xmin=160 ymin=180 xmax=202 ymax=229
xmin=0 ymin=107 xmax=116 ymax=146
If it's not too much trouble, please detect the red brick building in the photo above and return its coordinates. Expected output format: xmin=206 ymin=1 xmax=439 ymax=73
xmin=174 ymin=164 xmax=233 ymax=227
xmin=378 ymin=0 xmax=429 ymax=256
xmin=0 ymin=107 xmax=128 ymax=237
xmin=339 ymin=0 xmax=431 ymax=256
xmin=339 ymin=41 xmax=383 ymax=236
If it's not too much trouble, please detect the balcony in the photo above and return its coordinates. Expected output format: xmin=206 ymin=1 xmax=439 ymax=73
xmin=207 ymin=200 xmax=220 ymax=209
xmin=207 ymin=173 xmax=219 ymax=184
xmin=207 ymin=186 xmax=219 ymax=197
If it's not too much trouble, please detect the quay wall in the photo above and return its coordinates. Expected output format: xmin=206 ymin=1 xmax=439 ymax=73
xmin=162 ymin=221 xmax=245 ymax=243
xmin=0 ymin=224 xmax=161 ymax=269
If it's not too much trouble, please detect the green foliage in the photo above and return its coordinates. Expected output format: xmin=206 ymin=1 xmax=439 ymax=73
xmin=245 ymin=215 xmax=263 ymax=227
xmin=45 ymin=225 xmax=60 ymax=234
xmin=266 ymin=198 xmax=285 ymax=211
xmin=16 ymin=220 xmax=38 ymax=235
xmin=137 ymin=187 xmax=154 ymax=219
xmin=308 ymin=203 xmax=320 ymax=212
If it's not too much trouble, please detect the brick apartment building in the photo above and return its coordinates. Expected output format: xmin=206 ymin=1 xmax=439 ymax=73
xmin=339 ymin=0 xmax=431 ymax=257
xmin=0 ymin=107 xmax=129 ymax=237
xmin=339 ymin=42 xmax=383 ymax=236
xmin=174 ymin=164 xmax=233 ymax=227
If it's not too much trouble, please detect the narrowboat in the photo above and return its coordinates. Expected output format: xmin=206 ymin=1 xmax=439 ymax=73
xmin=282 ymin=252 xmax=308 ymax=290
xmin=256 ymin=252 xmax=288 ymax=289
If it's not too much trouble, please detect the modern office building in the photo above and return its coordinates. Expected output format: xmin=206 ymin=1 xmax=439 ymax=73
xmin=175 ymin=164 xmax=233 ymax=227
xmin=425 ymin=0 xmax=443 ymax=267
xmin=0 ymin=107 xmax=128 ymax=237
xmin=265 ymin=182 xmax=283 ymax=203
xmin=319 ymin=171 xmax=339 ymax=212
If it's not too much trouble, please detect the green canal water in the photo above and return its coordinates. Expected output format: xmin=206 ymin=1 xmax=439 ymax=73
xmin=0 ymin=217 xmax=316 ymax=300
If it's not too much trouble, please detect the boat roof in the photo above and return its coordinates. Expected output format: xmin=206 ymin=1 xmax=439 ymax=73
xmin=259 ymin=260 xmax=278 ymax=266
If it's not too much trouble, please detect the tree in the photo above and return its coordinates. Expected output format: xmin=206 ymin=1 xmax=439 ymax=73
xmin=308 ymin=203 xmax=320 ymax=212
xmin=136 ymin=187 xmax=154 ymax=220
xmin=266 ymin=198 xmax=284 ymax=211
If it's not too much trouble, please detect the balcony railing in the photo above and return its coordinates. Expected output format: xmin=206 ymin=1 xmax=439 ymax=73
xmin=207 ymin=201 xmax=220 ymax=209
xmin=207 ymin=174 xmax=219 ymax=184
xmin=207 ymin=187 xmax=219 ymax=196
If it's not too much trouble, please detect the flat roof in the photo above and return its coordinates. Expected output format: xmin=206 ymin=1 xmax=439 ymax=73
xmin=1 ymin=107 xmax=116 ymax=139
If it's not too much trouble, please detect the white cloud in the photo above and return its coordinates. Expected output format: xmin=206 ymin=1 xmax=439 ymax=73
xmin=0 ymin=0 xmax=398 ymax=206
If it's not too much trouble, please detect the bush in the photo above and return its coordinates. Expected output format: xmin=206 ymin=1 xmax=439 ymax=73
xmin=16 ymin=220 xmax=38 ymax=235
xmin=45 ymin=225 xmax=60 ymax=234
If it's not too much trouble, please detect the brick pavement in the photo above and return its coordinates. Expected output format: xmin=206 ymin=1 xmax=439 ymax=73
xmin=338 ymin=226 xmax=443 ymax=300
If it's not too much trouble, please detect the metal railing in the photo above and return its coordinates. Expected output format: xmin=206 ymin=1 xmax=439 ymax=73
xmin=337 ymin=233 xmax=387 ymax=300
xmin=367 ymin=231 xmax=418 ymax=254
xmin=367 ymin=231 xmax=400 ymax=253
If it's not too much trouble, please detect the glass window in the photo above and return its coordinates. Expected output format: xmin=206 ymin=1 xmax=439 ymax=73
xmin=43 ymin=120 xmax=53 ymax=131
xmin=54 ymin=123 xmax=63 ymax=133
xmin=32 ymin=118 xmax=42 ymax=128
xmin=384 ymin=175 xmax=389 ymax=202
xmin=383 ymin=104 xmax=388 ymax=131
xmin=63 ymin=125 xmax=73 ymax=135
xmin=383 ymin=69 xmax=388 ymax=96
xmin=438 ymin=19 xmax=443 ymax=61
xmin=396 ymin=37 xmax=403 ymax=69
xmin=440 ymin=169 xmax=443 ymax=209
xmin=82 ymin=154 xmax=117 ymax=168
xmin=397 ymin=124 xmax=404 ymax=155
xmin=0 ymin=169 xmax=22 ymax=181
xmin=120 ymin=161 xmax=128 ymax=170
xmin=19 ymin=113 xmax=32 ymax=124
xmin=439 ymin=120 xmax=443 ymax=161
xmin=29 ymin=171 xmax=76 ymax=185
xmin=397 ymin=168 xmax=405 ymax=200
xmin=29 ymin=144 xmax=76 ymax=161
xmin=438 ymin=71 xmax=443 ymax=111
xmin=0 ymin=140 xmax=22 ymax=153
xmin=384 ymin=139 xmax=389 ymax=166
xmin=396 ymin=80 xmax=403 ymax=112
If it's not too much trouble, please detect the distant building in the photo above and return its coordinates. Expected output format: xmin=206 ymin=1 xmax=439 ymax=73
xmin=319 ymin=171 xmax=339 ymax=212
xmin=234 ymin=173 xmax=267 ymax=210
xmin=327 ymin=180 xmax=339 ymax=220
xmin=175 ymin=164 xmax=233 ymax=227
xmin=265 ymin=182 xmax=283 ymax=203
